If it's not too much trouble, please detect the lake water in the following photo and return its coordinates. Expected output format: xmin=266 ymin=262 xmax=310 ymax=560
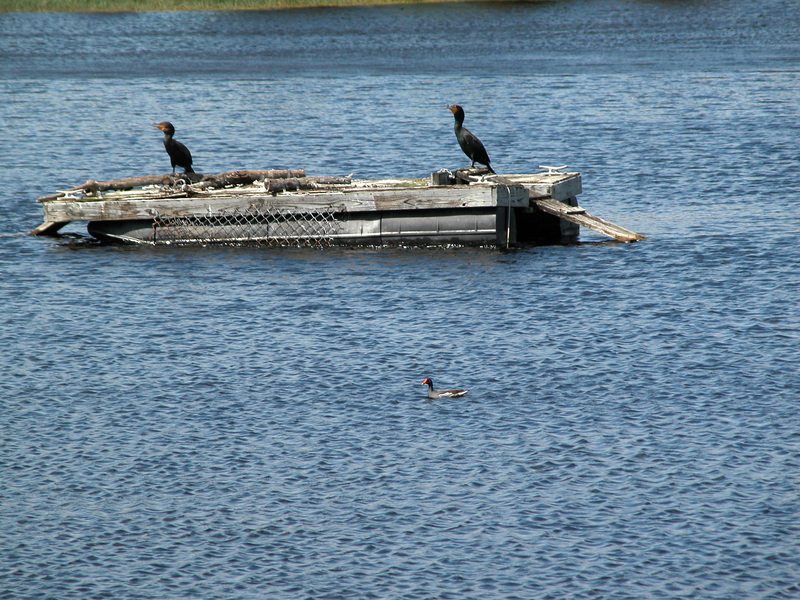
xmin=1 ymin=1 xmax=799 ymax=598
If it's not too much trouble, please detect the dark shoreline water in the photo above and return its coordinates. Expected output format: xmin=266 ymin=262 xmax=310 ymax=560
xmin=2 ymin=1 xmax=800 ymax=598
xmin=3 ymin=0 xmax=800 ymax=80
xmin=1 ymin=0 xmax=460 ymax=15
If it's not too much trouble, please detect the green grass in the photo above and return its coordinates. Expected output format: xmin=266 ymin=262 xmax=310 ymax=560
xmin=0 ymin=0 xmax=468 ymax=12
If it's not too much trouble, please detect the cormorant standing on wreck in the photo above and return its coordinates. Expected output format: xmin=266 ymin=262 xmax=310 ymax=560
xmin=447 ymin=104 xmax=494 ymax=173
xmin=154 ymin=121 xmax=194 ymax=173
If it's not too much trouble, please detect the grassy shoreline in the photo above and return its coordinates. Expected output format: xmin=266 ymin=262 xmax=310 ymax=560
xmin=2 ymin=0 xmax=479 ymax=13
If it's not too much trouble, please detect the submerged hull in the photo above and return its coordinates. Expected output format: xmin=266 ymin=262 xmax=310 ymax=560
xmin=87 ymin=206 xmax=574 ymax=247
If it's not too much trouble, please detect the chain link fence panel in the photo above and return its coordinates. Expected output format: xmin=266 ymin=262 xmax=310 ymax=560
xmin=152 ymin=205 xmax=342 ymax=247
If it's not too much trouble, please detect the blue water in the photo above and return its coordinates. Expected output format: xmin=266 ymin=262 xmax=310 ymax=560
xmin=1 ymin=1 xmax=800 ymax=598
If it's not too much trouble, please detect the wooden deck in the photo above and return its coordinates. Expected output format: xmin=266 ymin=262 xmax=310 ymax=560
xmin=31 ymin=168 xmax=644 ymax=246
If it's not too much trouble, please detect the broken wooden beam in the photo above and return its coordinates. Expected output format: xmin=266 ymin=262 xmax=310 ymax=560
xmin=533 ymin=197 xmax=646 ymax=243
xmin=28 ymin=221 xmax=71 ymax=237
xmin=197 ymin=169 xmax=306 ymax=190
xmin=36 ymin=169 xmax=307 ymax=202
xmin=36 ymin=175 xmax=176 ymax=202
xmin=265 ymin=176 xmax=353 ymax=194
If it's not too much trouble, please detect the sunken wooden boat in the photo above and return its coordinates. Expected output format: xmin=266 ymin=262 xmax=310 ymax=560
xmin=31 ymin=167 xmax=644 ymax=247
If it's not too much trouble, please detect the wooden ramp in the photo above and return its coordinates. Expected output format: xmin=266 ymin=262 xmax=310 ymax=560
xmin=533 ymin=198 xmax=646 ymax=243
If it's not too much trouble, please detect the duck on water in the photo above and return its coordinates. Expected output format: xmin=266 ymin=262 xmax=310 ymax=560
xmin=422 ymin=378 xmax=469 ymax=399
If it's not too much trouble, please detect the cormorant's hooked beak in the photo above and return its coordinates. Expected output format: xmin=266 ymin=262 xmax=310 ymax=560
xmin=153 ymin=123 xmax=165 ymax=131
xmin=447 ymin=105 xmax=457 ymax=114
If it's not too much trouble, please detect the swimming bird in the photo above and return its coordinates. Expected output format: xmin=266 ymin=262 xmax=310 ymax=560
xmin=447 ymin=104 xmax=494 ymax=173
xmin=422 ymin=377 xmax=468 ymax=399
xmin=154 ymin=121 xmax=194 ymax=173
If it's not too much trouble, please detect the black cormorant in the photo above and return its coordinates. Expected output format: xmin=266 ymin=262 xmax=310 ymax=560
xmin=154 ymin=121 xmax=194 ymax=174
xmin=447 ymin=105 xmax=494 ymax=173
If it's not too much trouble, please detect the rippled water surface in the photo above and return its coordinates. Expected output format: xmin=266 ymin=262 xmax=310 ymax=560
xmin=1 ymin=1 xmax=799 ymax=598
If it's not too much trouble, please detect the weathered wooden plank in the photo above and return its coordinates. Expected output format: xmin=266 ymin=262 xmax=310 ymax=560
xmin=493 ymin=185 xmax=530 ymax=208
xmin=502 ymin=172 xmax=582 ymax=201
xmin=28 ymin=221 xmax=71 ymax=236
xmin=40 ymin=185 xmax=520 ymax=223
xmin=534 ymin=198 xmax=645 ymax=243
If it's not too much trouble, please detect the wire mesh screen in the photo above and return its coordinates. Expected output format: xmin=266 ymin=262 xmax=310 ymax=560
xmin=152 ymin=205 xmax=342 ymax=247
